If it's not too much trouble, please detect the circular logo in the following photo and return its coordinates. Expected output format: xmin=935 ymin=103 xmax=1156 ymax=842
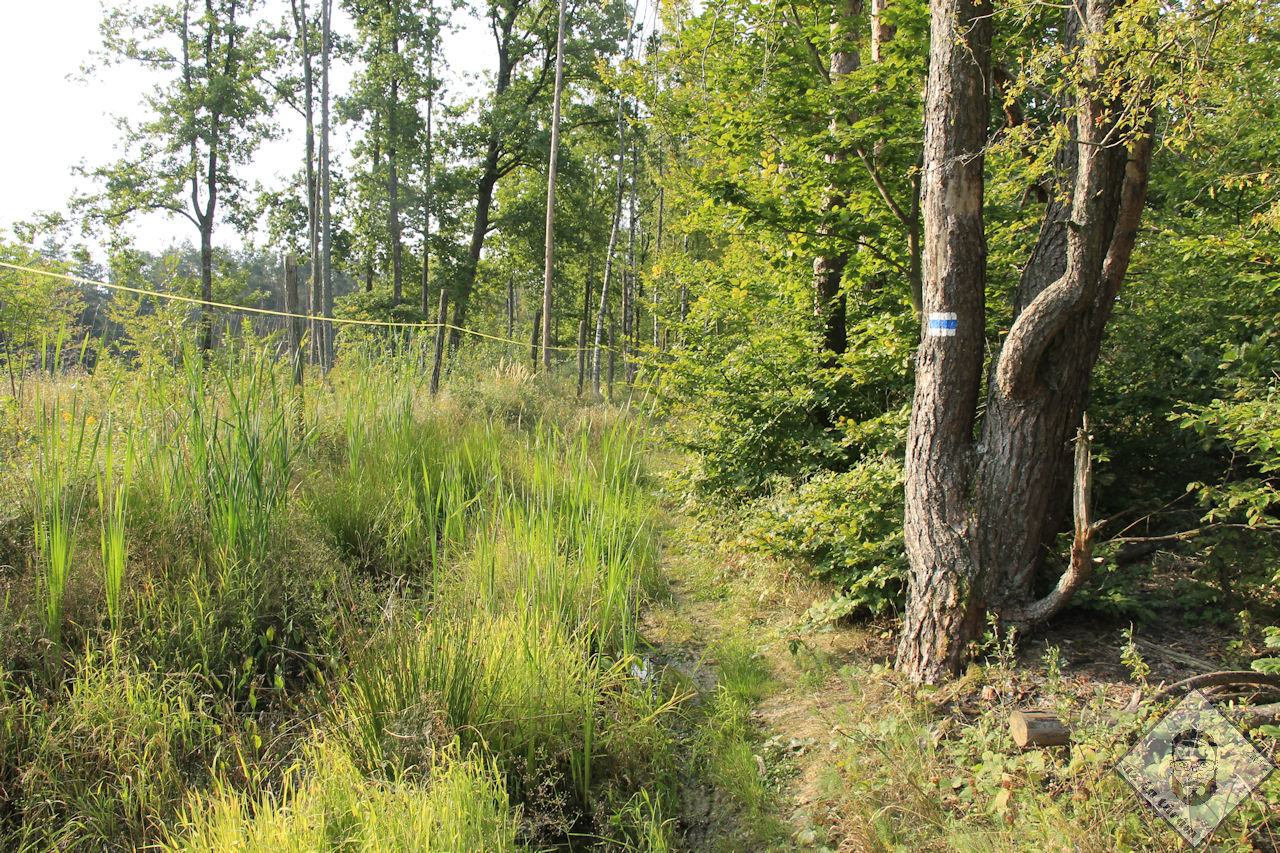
xmin=1168 ymin=727 xmax=1220 ymax=807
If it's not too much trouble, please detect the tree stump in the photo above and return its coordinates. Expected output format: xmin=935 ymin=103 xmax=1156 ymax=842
xmin=1010 ymin=710 xmax=1070 ymax=748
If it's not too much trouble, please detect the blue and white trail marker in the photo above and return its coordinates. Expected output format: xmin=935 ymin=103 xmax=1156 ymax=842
xmin=927 ymin=312 xmax=957 ymax=337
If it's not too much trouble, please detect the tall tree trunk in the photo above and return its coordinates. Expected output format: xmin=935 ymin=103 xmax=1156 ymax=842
xmin=979 ymin=2 xmax=1150 ymax=619
xmin=578 ymin=260 xmax=594 ymax=397
xmin=199 ymin=222 xmax=215 ymax=354
xmin=592 ymin=97 xmax=628 ymax=396
xmin=896 ymin=0 xmax=1154 ymax=683
xmin=895 ymin=0 xmax=992 ymax=684
xmin=810 ymin=0 xmax=863 ymax=360
xmin=624 ymin=142 xmax=638 ymax=384
xmin=319 ymin=0 xmax=334 ymax=369
xmin=389 ymin=32 xmax=403 ymax=306
xmin=291 ymin=0 xmax=320 ymax=363
xmin=421 ymin=15 xmax=434 ymax=318
xmin=653 ymin=179 xmax=662 ymax=350
xmin=541 ymin=0 xmax=567 ymax=369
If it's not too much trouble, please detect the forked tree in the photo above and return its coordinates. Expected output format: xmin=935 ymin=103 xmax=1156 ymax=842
xmin=896 ymin=0 xmax=1153 ymax=683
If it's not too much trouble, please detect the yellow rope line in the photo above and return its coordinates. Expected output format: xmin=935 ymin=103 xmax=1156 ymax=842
xmin=0 ymin=260 xmax=617 ymax=354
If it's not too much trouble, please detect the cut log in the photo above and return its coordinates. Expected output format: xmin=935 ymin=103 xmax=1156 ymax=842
xmin=1010 ymin=710 xmax=1070 ymax=748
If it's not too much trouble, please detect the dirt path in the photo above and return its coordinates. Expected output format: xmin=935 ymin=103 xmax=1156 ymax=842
xmin=638 ymin=510 xmax=890 ymax=851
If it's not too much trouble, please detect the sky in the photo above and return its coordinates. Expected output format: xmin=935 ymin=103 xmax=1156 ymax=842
xmin=0 ymin=0 xmax=495 ymax=257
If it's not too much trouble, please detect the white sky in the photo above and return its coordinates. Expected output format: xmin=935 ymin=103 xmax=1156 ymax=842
xmin=0 ymin=0 xmax=494 ymax=256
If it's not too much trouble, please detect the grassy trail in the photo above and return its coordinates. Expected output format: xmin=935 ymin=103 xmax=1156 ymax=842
xmin=644 ymin=477 xmax=1278 ymax=853
xmin=645 ymin=461 xmax=1274 ymax=845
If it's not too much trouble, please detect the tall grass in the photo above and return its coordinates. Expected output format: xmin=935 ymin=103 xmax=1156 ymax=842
xmin=96 ymin=420 xmax=133 ymax=629
xmin=162 ymin=742 xmax=517 ymax=852
xmin=4 ymin=330 xmax=680 ymax=850
xmin=32 ymin=394 xmax=101 ymax=646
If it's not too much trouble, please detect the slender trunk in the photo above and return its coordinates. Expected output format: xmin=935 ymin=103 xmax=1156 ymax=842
xmin=578 ymin=263 xmax=592 ymax=397
xmin=430 ymin=286 xmax=448 ymax=394
xmin=531 ymin=308 xmax=542 ymax=372
xmin=653 ymin=181 xmax=662 ymax=349
xmin=421 ymin=18 xmax=434 ymax=317
xmin=811 ymin=0 xmax=863 ymax=360
xmin=320 ymin=0 xmax=334 ymax=368
xmin=285 ymin=253 xmax=304 ymax=385
xmin=389 ymin=32 xmax=403 ymax=306
xmin=607 ymin=322 xmax=615 ymax=400
xmin=592 ymin=99 xmax=628 ymax=396
xmin=199 ymin=223 xmax=214 ymax=353
xmin=507 ymin=278 xmax=515 ymax=337
xmin=624 ymin=142 xmax=638 ymax=384
xmin=576 ymin=319 xmax=587 ymax=396
xmin=895 ymin=0 xmax=992 ymax=684
xmin=292 ymin=0 xmax=320 ymax=363
xmin=541 ymin=0 xmax=568 ymax=369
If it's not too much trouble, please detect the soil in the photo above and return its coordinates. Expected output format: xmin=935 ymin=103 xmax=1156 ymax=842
xmin=641 ymin=511 xmax=1278 ymax=852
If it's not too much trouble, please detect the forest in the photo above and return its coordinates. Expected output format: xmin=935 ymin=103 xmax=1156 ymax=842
xmin=0 ymin=0 xmax=1279 ymax=849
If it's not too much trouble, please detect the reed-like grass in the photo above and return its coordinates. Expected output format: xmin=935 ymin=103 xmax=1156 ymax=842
xmin=96 ymin=420 xmax=133 ymax=629
xmin=32 ymin=393 xmax=101 ymax=646
xmin=5 ymin=326 xmax=680 ymax=850
xmin=162 ymin=742 xmax=517 ymax=852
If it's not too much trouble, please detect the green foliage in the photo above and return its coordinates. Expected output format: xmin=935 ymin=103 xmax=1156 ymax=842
xmin=163 ymin=742 xmax=518 ymax=852
xmin=0 ymin=244 xmax=85 ymax=388
xmin=745 ymin=451 xmax=906 ymax=614
xmin=6 ymin=648 xmax=232 ymax=851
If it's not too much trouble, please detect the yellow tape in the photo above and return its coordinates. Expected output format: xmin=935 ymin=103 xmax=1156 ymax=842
xmin=0 ymin=260 xmax=622 ymax=355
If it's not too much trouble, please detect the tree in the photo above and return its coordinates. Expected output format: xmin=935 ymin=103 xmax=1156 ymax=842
xmin=81 ymin=0 xmax=277 ymax=354
xmin=895 ymin=0 xmax=1154 ymax=683
xmin=449 ymin=0 xmax=629 ymax=348
xmin=343 ymin=0 xmax=436 ymax=308
xmin=540 ymin=0 xmax=568 ymax=369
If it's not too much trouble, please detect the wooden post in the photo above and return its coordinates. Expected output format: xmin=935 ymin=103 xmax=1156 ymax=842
xmin=576 ymin=319 xmax=587 ymax=398
xmin=1010 ymin=710 xmax=1070 ymax=748
xmin=430 ymin=287 xmax=448 ymax=395
xmin=284 ymin=254 xmax=304 ymax=386
xmin=531 ymin=308 xmax=542 ymax=372
xmin=607 ymin=323 xmax=615 ymax=400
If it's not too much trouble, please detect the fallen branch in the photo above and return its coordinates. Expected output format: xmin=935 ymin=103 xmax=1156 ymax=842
xmin=1132 ymin=638 xmax=1218 ymax=673
xmin=1236 ymin=702 xmax=1280 ymax=730
xmin=1152 ymin=670 xmax=1280 ymax=703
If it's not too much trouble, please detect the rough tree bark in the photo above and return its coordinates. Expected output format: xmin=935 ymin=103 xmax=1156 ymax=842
xmin=896 ymin=0 xmax=1154 ymax=683
xmin=894 ymin=0 xmax=992 ymax=683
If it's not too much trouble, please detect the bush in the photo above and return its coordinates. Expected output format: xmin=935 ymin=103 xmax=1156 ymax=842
xmin=742 ymin=454 xmax=907 ymax=615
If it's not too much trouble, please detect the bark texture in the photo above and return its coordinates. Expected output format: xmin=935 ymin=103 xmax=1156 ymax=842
xmin=896 ymin=0 xmax=1154 ymax=683
xmin=895 ymin=0 xmax=992 ymax=684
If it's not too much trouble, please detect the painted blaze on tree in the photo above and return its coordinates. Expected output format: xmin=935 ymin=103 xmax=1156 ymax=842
xmin=895 ymin=0 xmax=1154 ymax=683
